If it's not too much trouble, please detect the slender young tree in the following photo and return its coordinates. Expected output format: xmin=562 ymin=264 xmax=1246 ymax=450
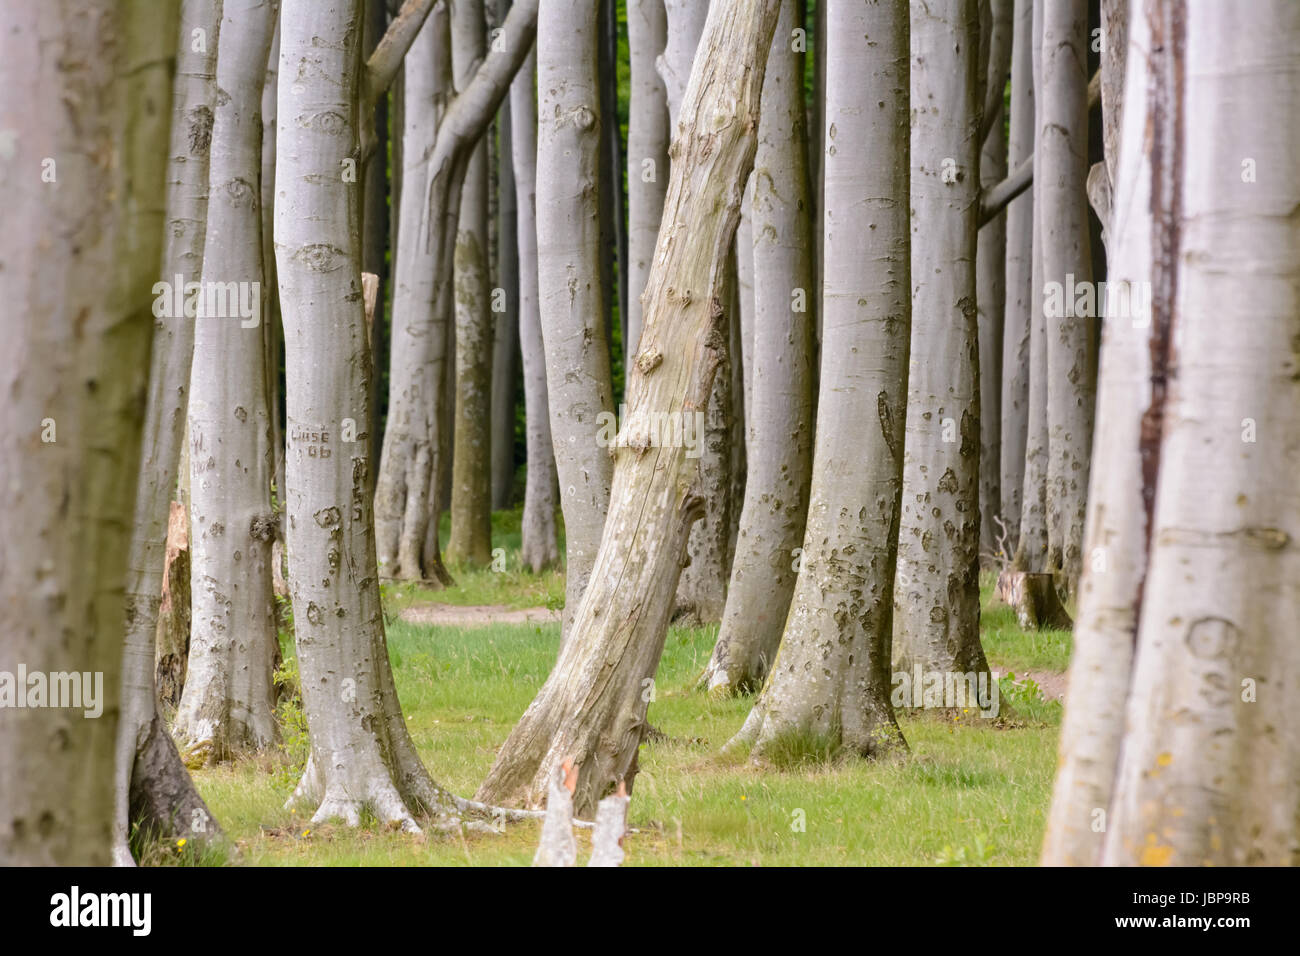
xmin=513 ymin=48 xmax=561 ymax=572
xmin=702 ymin=0 xmax=814 ymax=695
xmin=0 ymin=0 xmax=179 ymax=866
xmin=625 ymin=0 xmax=669 ymax=356
xmin=490 ymin=0 xmax=520 ymax=511
xmin=728 ymin=0 xmax=910 ymax=756
xmin=1039 ymin=0 xmax=1094 ymax=592
xmin=999 ymin=0 xmax=1034 ymax=551
xmin=446 ymin=0 xmax=496 ymax=566
xmin=893 ymin=0 xmax=990 ymax=682
xmin=115 ymin=0 xmax=225 ymax=864
xmin=374 ymin=2 xmax=456 ymax=583
xmin=977 ymin=0 xmax=1012 ymax=560
xmin=477 ymin=0 xmax=784 ymax=817
xmin=535 ymin=0 xmax=615 ymax=638
xmin=173 ymin=0 xmax=282 ymax=767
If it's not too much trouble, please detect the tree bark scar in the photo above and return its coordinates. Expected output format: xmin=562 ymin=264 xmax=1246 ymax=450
xmin=1134 ymin=0 xmax=1185 ymax=640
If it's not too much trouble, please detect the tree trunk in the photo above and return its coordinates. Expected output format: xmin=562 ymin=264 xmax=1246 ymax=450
xmin=1095 ymin=0 xmax=1300 ymax=865
xmin=155 ymin=500 xmax=193 ymax=710
xmin=977 ymin=0 xmax=1012 ymax=562
xmin=728 ymin=0 xmax=909 ymax=758
xmin=999 ymin=0 xmax=1034 ymax=553
xmin=174 ymin=0 xmax=281 ymax=768
xmin=109 ymin=0 xmax=225 ymax=865
xmin=625 ymin=0 xmax=669 ymax=356
xmin=275 ymin=0 xmax=463 ymax=829
xmin=490 ymin=0 xmax=520 ymax=511
xmin=446 ymin=0 xmax=496 ymax=567
xmin=893 ymin=0 xmax=990 ymax=683
xmin=701 ymin=0 xmax=815 ymax=695
xmin=1013 ymin=0 xmax=1048 ymax=573
xmin=535 ymin=0 xmax=615 ymax=639
xmin=1039 ymin=0 xmax=1094 ymax=593
xmin=0 ymin=0 xmax=179 ymax=866
xmin=363 ymin=0 xmax=391 ymax=479
xmin=262 ymin=15 xmax=287 ymax=515
xmin=373 ymin=1 xmax=457 ymax=584
xmin=513 ymin=48 xmax=562 ymax=572
xmin=476 ymin=0 xmax=783 ymax=818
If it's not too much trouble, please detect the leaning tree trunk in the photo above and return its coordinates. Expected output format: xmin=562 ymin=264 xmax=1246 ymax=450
xmin=275 ymin=0 xmax=468 ymax=830
xmin=728 ymin=0 xmax=909 ymax=757
xmin=476 ymin=0 xmax=783 ymax=818
xmin=1041 ymin=0 xmax=1153 ymax=865
xmin=893 ymin=0 xmax=990 ymax=683
xmin=976 ymin=0 xmax=1012 ymax=561
xmin=373 ymin=1 xmax=457 ymax=584
xmin=999 ymin=0 xmax=1034 ymax=553
xmin=513 ymin=47 xmax=562 ymax=572
xmin=115 ymin=0 xmax=225 ymax=865
xmin=701 ymin=0 xmax=815 ymax=695
xmin=534 ymin=0 xmax=615 ymax=640
xmin=446 ymin=0 xmax=496 ymax=567
xmin=0 ymin=0 xmax=178 ymax=866
xmin=173 ymin=0 xmax=282 ymax=768
xmin=1039 ymin=0 xmax=1094 ymax=593
xmin=1097 ymin=0 xmax=1300 ymax=866
xmin=625 ymin=0 xmax=669 ymax=356
xmin=490 ymin=0 xmax=520 ymax=511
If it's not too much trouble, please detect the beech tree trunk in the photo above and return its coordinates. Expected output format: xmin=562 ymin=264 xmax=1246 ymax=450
xmin=977 ymin=0 xmax=1011 ymax=561
xmin=373 ymin=1 xmax=457 ymax=583
xmin=113 ymin=0 xmax=224 ymax=865
xmin=513 ymin=48 xmax=562 ymax=572
xmin=999 ymin=0 xmax=1034 ymax=552
xmin=490 ymin=0 xmax=520 ymax=511
xmin=363 ymin=0 xmax=391 ymax=476
xmin=1039 ymin=0 xmax=1094 ymax=592
xmin=476 ymin=0 xmax=783 ymax=818
xmin=275 ymin=0 xmax=463 ymax=829
xmin=446 ymin=0 xmax=496 ymax=567
xmin=0 ymin=0 xmax=179 ymax=866
xmin=728 ymin=0 xmax=909 ymax=757
xmin=535 ymin=0 xmax=615 ymax=639
xmin=892 ymin=0 xmax=990 ymax=682
xmin=701 ymin=0 xmax=814 ymax=695
xmin=625 ymin=0 xmax=669 ymax=356
xmin=174 ymin=0 xmax=282 ymax=767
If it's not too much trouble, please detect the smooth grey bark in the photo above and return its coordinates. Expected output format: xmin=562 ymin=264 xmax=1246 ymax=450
xmin=657 ymin=0 xmax=710 ymax=129
xmin=490 ymin=0 xmax=519 ymax=511
xmin=977 ymin=0 xmax=1012 ymax=560
xmin=702 ymin=0 xmax=814 ymax=695
xmin=374 ymin=2 xmax=457 ymax=583
xmin=1101 ymin=0 xmax=1300 ymax=865
xmin=625 ymin=0 xmax=669 ymax=356
xmin=114 ymin=0 xmax=225 ymax=866
xmin=363 ymin=0 xmax=391 ymax=476
xmin=0 ymin=0 xmax=179 ymax=866
xmin=275 ymin=0 xmax=461 ymax=830
xmin=1013 ymin=0 xmax=1048 ymax=572
xmin=1042 ymin=0 xmax=1154 ymax=864
xmin=477 ymin=0 xmax=783 ymax=817
xmin=1039 ymin=0 xmax=1094 ymax=592
xmin=1085 ymin=0 xmax=1125 ymax=251
xmin=262 ymin=15 xmax=286 ymax=514
xmin=535 ymin=0 xmax=615 ymax=639
xmin=736 ymin=174 xmax=756 ymax=432
xmin=446 ymin=0 xmax=495 ymax=567
xmin=892 ymin=0 xmax=990 ymax=682
xmin=174 ymin=0 xmax=281 ymax=767
xmin=730 ymin=0 xmax=909 ymax=758
xmin=999 ymin=0 xmax=1034 ymax=552
xmin=513 ymin=48 xmax=562 ymax=572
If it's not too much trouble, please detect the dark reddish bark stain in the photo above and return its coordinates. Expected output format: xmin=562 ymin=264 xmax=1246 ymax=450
xmin=1134 ymin=1 xmax=1185 ymax=641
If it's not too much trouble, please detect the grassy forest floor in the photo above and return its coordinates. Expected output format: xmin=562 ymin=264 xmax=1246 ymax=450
xmin=178 ymin=508 xmax=1073 ymax=867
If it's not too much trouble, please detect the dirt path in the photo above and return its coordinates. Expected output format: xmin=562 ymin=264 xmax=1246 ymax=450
xmin=991 ymin=667 xmax=1067 ymax=703
xmin=399 ymin=603 xmax=560 ymax=628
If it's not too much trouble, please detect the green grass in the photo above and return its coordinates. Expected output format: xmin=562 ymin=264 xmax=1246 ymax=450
xmin=182 ymin=557 xmax=1071 ymax=867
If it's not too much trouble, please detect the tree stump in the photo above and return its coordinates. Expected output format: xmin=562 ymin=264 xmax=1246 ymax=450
xmin=155 ymin=501 xmax=191 ymax=709
xmin=995 ymin=570 xmax=1074 ymax=631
